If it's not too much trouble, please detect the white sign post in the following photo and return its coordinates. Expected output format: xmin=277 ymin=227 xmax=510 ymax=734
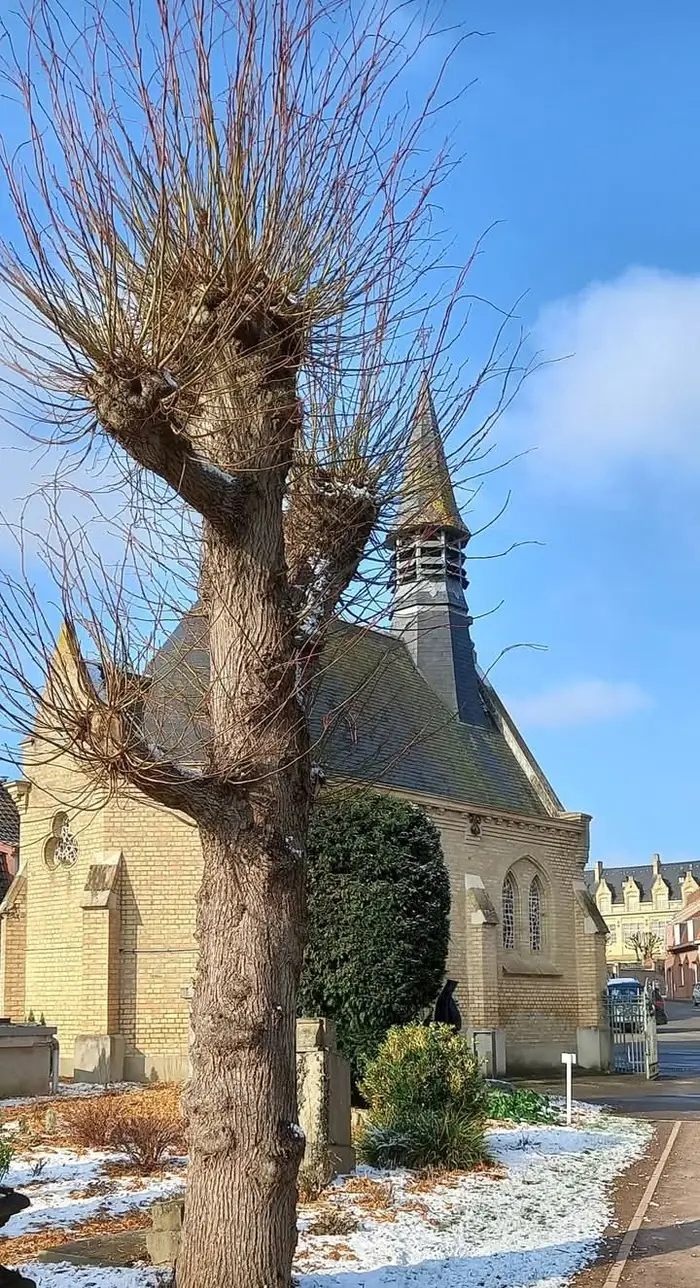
xmin=561 ymin=1052 xmax=577 ymax=1126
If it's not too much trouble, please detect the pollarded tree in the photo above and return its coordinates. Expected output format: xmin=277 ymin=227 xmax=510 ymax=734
xmin=629 ymin=931 xmax=664 ymax=967
xmin=0 ymin=2 xmax=524 ymax=1285
xmin=300 ymin=791 xmax=450 ymax=1082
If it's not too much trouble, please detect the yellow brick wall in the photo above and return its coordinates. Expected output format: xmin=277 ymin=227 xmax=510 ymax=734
xmin=17 ymin=750 xmax=108 ymax=1064
xmin=107 ymin=793 xmax=200 ymax=1081
xmin=427 ymin=803 xmax=601 ymax=1066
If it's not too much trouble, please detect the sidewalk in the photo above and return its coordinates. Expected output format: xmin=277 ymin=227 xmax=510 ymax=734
xmin=575 ymin=1120 xmax=700 ymax=1288
xmin=617 ymin=1119 xmax=700 ymax=1287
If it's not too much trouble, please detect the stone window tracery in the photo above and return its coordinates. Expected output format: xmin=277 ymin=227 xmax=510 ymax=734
xmin=43 ymin=812 xmax=79 ymax=869
xmin=528 ymin=876 xmax=543 ymax=952
xmin=502 ymin=874 xmax=516 ymax=950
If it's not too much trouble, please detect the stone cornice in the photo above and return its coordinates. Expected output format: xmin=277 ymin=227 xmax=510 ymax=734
xmin=332 ymin=776 xmax=587 ymax=837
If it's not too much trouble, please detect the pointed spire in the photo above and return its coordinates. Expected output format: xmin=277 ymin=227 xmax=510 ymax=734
xmin=392 ymin=374 xmax=470 ymax=541
xmin=387 ymin=375 xmax=490 ymax=728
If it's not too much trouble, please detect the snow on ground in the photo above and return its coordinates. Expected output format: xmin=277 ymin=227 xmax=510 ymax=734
xmin=4 ymin=1146 xmax=185 ymax=1235
xmin=10 ymin=1103 xmax=651 ymax=1288
xmin=4 ymin=1147 xmax=185 ymax=1237
xmin=18 ymin=1271 xmax=167 ymax=1287
xmin=293 ymin=1109 xmax=652 ymax=1288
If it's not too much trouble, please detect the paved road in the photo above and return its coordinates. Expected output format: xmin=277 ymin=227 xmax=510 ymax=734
xmin=658 ymin=999 xmax=700 ymax=1077
xmin=575 ymin=1121 xmax=700 ymax=1288
xmin=526 ymin=999 xmax=700 ymax=1117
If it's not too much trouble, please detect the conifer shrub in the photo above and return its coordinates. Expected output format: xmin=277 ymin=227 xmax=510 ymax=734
xmin=299 ymin=793 xmax=450 ymax=1082
xmin=357 ymin=1023 xmax=489 ymax=1170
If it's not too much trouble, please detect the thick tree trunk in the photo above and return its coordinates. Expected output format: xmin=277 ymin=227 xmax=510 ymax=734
xmin=177 ymin=389 xmax=311 ymax=1285
xmin=177 ymin=824 xmax=307 ymax=1287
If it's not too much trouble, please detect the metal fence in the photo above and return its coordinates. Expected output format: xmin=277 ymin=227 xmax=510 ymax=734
xmin=607 ymin=986 xmax=658 ymax=1078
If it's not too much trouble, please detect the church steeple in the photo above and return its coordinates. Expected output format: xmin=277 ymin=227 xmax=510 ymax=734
xmin=393 ymin=373 xmax=470 ymax=543
xmin=388 ymin=375 xmax=489 ymax=727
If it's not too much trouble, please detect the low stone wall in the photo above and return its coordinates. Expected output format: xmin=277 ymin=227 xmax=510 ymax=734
xmin=0 ymin=1023 xmax=58 ymax=1099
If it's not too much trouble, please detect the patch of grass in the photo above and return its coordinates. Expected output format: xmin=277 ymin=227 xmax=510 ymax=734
xmin=0 ymin=1132 xmax=15 ymax=1181
xmin=360 ymin=1108 xmax=489 ymax=1172
xmin=486 ymin=1088 xmax=557 ymax=1125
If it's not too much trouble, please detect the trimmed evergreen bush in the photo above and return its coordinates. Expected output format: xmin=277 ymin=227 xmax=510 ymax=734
xmin=358 ymin=1023 xmax=489 ymax=1170
xmin=299 ymin=792 xmax=450 ymax=1081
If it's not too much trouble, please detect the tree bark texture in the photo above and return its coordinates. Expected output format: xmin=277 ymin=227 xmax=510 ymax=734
xmin=176 ymin=359 xmax=312 ymax=1286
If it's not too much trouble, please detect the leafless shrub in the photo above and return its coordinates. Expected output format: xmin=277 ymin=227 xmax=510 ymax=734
xmin=305 ymin=1207 xmax=359 ymax=1236
xmin=297 ymin=1149 xmax=335 ymax=1204
xmin=69 ymin=1097 xmax=120 ymax=1151
xmin=109 ymin=1110 xmax=184 ymax=1174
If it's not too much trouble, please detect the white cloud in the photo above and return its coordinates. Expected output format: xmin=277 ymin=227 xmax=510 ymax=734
xmin=510 ymin=267 xmax=700 ymax=482
xmin=508 ymin=678 xmax=651 ymax=729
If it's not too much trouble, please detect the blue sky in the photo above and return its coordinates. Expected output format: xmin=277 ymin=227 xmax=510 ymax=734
xmin=430 ymin=1 xmax=700 ymax=866
xmin=0 ymin=1 xmax=698 ymax=867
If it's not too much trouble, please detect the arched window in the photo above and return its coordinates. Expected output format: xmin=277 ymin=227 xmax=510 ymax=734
xmin=502 ymin=874 xmax=516 ymax=949
xmin=529 ymin=876 xmax=543 ymax=952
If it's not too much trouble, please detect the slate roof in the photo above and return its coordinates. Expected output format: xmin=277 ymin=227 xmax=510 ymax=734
xmin=584 ymin=861 xmax=700 ymax=905
xmin=145 ymin=611 xmax=549 ymax=818
xmin=0 ymin=783 xmax=19 ymax=902
xmin=0 ymin=783 xmax=19 ymax=850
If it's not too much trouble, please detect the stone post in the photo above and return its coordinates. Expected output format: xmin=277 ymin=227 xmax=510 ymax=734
xmin=296 ymin=1017 xmax=354 ymax=1181
xmin=463 ymin=875 xmax=506 ymax=1076
xmin=74 ymin=858 xmax=124 ymax=1084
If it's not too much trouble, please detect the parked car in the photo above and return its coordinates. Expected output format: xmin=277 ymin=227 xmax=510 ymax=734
xmin=693 ymin=983 xmax=700 ymax=1008
xmin=606 ymin=977 xmax=642 ymax=1001
xmin=606 ymin=977 xmax=645 ymax=1032
xmin=607 ymin=977 xmax=667 ymax=1029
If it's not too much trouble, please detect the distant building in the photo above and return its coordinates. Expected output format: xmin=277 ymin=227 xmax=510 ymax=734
xmin=585 ymin=855 xmax=700 ymax=972
xmin=665 ymin=893 xmax=700 ymax=1000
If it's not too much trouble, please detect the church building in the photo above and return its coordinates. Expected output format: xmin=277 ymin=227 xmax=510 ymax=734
xmin=0 ymin=379 xmax=609 ymax=1081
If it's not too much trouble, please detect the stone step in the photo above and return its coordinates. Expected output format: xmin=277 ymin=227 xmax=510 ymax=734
xmin=36 ymin=1229 xmax=147 ymax=1267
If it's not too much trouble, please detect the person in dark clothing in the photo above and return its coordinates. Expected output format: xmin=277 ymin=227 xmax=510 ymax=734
xmin=433 ymin=979 xmax=462 ymax=1032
